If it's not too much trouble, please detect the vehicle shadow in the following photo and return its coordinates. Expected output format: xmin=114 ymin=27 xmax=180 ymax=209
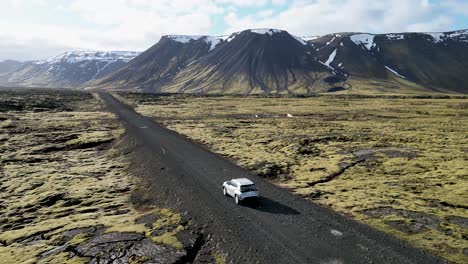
xmin=243 ymin=196 xmax=300 ymax=215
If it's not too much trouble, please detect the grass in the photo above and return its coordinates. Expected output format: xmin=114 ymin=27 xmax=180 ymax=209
xmin=0 ymin=89 xmax=187 ymax=263
xmin=120 ymin=92 xmax=468 ymax=263
xmin=212 ymin=251 xmax=227 ymax=264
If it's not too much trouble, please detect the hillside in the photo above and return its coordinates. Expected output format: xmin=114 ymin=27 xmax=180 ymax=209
xmin=311 ymin=30 xmax=468 ymax=93
xmin=88 ymin=29 xmax=468 ymax=94
xmin=88 ymin=35 xmax=222 ymax=91
xmin=89 ymin=29 xmax=337 ymax=93
xmin=0 ymin=51 xmax=140 ymax=88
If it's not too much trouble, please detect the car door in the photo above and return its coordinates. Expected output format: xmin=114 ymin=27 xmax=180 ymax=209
xmin=228 ymin=181 xmax=237 ymax=196
xmin=225 ymin=181 xmax=233 ymax=196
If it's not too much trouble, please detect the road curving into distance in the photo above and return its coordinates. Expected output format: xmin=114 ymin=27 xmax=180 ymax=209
xmin=100 ymin=92 xmax=444 ymax=264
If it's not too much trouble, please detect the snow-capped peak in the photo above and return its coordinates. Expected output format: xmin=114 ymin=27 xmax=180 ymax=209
xmin=204 ymin=36 xmax=225 ymax=51
xmin=246 ymin=29 xmax=308 ymax=45
xmin=165 ymin=35 xmax=224 ymax=51
xmin=165 ymin=35 xmax=206 ymax=43
xmin=165 ymin=35 xmax=207 ymax=43
xmin=36 ymin=51 xmax=140 ymax=65
xmin=248 ymin=28 xmax=284 ymax=35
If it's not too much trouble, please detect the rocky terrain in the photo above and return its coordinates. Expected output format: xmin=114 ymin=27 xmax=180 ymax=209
xmin=119 ymin=92 xmax=468 ymax=263
xmin=88 ymin=29 xmax=468 ymax=94
xmin=0 ymin=51 xmax=140 ymax=88
xmin=0 ymin=89 xmax=224 ymax=263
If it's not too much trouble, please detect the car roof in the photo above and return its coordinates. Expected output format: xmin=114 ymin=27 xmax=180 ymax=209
xmin=232 ymin=178 xmax=254 ymax=186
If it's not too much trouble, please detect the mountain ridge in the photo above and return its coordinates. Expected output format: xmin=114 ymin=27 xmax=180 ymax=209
xmin=0 ymin=51 xmax=140 ymax=88
xmin=2 ymin=28 xmax=467 ymax=94
xmin=86 ymin=28 xmax=468 ymax=94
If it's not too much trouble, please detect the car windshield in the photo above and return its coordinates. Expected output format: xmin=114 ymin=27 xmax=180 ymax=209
xmin=240 ymin=184 xmax=257 ymax=192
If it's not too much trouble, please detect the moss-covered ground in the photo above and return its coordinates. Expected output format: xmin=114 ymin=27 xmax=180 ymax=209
xmin=120 ymin=92 xmax=467 ymax=263
xmin=0 ymin=89 xmax=191 ymax=263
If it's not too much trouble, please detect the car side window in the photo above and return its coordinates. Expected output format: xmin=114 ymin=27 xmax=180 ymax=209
xmin=232 ymin=182 xmax=237 ymax=188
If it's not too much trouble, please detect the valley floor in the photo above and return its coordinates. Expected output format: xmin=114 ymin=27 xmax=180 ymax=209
xmin=0 ymin=89 xmax=221 ymax=263
xmin=119 ymin=92 xmax=468 ymax=263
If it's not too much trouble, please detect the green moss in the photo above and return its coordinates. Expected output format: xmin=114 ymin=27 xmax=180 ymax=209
xmin=0 ymin=90 xmax=185 ymax=263
xmin=212 ymin=251 xmax=227 ymax=264
xmin=151 ymin=229 xmax=184 ymax=249
xmin=144 ymin=208 xmax=185 ymax=249
xmin=122 ymin=93 xmax=468 ymax=263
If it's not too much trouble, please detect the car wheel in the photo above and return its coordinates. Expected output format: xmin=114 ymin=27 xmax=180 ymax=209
xmin=235 ymin=195 xmax=240 ymax=205
xmin=223 ymin=187 xmax=227 ymax=196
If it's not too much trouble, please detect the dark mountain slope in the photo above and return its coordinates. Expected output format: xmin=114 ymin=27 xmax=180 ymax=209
xmin=311 ymin=30 xmax=468 ymax=93
xmin=161 ymin=29 xmax=335 ymax=94
xmin=89 ymin=36 xmax=222 ymax=91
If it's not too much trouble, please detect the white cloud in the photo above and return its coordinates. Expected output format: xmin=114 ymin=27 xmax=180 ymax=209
xmin=0 ymin=0 xmax=466 ymax=61
xmin=271 ymin=0 xmax=286 ymax=5
xmin=215 ymin=0 xmax=267 ymax=7
xmin=441 ymin=0 xmax=468 ymax=16
xmin=223 ymin=0 xmax=464 ymax=36
xmin=0 ymin=0 xmax=225 ymax=61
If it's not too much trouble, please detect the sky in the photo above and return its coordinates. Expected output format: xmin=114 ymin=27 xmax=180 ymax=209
xmin=1 ymin=0 xmax=468 ymax=61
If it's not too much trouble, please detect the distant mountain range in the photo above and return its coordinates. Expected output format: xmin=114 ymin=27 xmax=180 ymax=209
xmin=2 ymin=28 xmax=468 ymax=94
xmin=0 ymin=51 xmax=140 ymax=88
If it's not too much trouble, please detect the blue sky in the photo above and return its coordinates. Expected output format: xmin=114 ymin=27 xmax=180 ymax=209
xmin=1 ymin=0 xmax=467 ymax=61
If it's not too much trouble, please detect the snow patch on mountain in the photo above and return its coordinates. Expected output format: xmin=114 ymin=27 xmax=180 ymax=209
xmin=427 ymin=33 xmax=444 ymax=43
xmin=426 ymin=30 xmax=468 ymax=43
xmin=204 ymin=36 xmax=224 ymax=51
xmin=446 ymin=30 xmax=468 ymax=41
xmin=292 ymin=35 xmax=307 ymax=45
xmin=166 ymin=35 xmax=225 ymax=51
xmin=326 ymin=37 xmax=336 ymax=46
xmin=302 ymin=36 xmax=320 ymax=41
xmin=319 ymin=61 xmax=335 ymax=72
xmin=37 ymin=51 xmax=140 ymax=65
xmin=385 ymin=66 xmax=406 ymax=78
xmin=324 ymin=49 xmax=337 ymax=67
xmin=319 ymin=49 xmax=338 ymax=72
xmin=219 ymin=32 xmax=241 ymax=43
xmin=166 ymin=35 xmax=205 ymax=43
xmin=350 ymin=34 xmax=376 ymax=50
xmin=386 ymin=34 xmax=405 ymax=40
xmin=249 ymin=28 xmax=283 ymax=35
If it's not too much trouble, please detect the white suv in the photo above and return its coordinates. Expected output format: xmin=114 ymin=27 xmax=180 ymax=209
xmin=223 ymin=178 xmax=259 ymax=204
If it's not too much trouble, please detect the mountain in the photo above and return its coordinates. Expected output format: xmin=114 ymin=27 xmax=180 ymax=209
xmin=89 ymin=28 xmax=468 ymax=94
xmin=160 ymin=29 xmax=336 ymax=94
xmin=89 ymin=29 xmax=337 ymax=93
xmin=0 ymin=60 xmax=24 ymax=74
xmin=310 ymin=30 xmax=468 ymax=93
xmin=5 ymin=29 xmax=468 ymax=94
xmin=88 ymin=35 xmax=222 ymax=91
xmin=0 ymin=51 xmax=140 ymax=88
